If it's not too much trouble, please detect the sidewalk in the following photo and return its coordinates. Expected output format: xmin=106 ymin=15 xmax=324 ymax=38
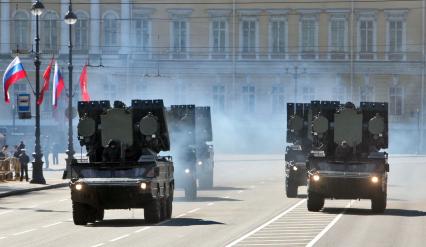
xmin=0 ymin=154 xmax=72 ymax=198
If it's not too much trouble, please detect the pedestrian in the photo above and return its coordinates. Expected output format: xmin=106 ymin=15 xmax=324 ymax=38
xmin=17 ymin=141 xmax=25 ymax=151
xmin=19 ymin=149 xmax=30 ymax=182
xmin=1 ymin=145 xmax=10 ymax=158
xmin=52 ymin=142 xmax=59 ymax=165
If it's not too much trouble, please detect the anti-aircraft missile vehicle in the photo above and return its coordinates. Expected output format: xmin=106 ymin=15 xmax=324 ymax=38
xmin=306 ymin=101 xmax=389 ymax=213
xmin=69 ymin=99 xmax=174 ymax=225
xmin=195 ymin=106 xmax=214 ymax=189
xmin=166 ymin=105 xmax=198 ymax=200
xmin=285 ymin=103 xmax=312 ymax=197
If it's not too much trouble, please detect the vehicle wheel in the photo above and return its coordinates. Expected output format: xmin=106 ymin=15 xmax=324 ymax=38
xmin=307 ymin=190 xmax=324 ymax=212
xmin=160 ymin=197 xmax=168 ymax=221
xmin=165 ymin=196 xmax=173 ymax=219
xmin=185 ymin=178 xmax=197 ymax=201
xmin=72 ymin=201 xmax=89 ymax=225
xmin=371 ymin=192 xmax=387 ymax=213
xmin=95 ymin=208 xmax=104 ymax=221
xmin=286 ymin=180 xmax=298 ymax=198
xmin=144 ymin=195 xmax=161 ymax=224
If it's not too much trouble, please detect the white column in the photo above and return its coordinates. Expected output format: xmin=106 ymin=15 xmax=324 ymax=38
xmin=119 ymin=0 xmax=130 ymax=54
xmin=90 ymin=0 xmax=100 ymax=54
xmin=60 ymin=0 xmax=68 ymax=54
xmin=0 ymin=2 xmax=10 ymax=54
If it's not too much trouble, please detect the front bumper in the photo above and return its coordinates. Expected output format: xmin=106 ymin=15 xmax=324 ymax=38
xmin=308 ymin=171 xmax=386 ymax=199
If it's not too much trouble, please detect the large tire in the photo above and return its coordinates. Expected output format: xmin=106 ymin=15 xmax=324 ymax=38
xmin=160 ymin=197 xmax=167 ymax=221
xmin=286 ymin=180 xmax=298 ymax=198
xmin=72 ymin=201 xmax=89 ymax=225
xmin=307 ymin=191 xmax=325 ymax=212
xmin=185 ymin=178 xmax=197 ymax=201
xmin=145 ymin=196 xmax=161 ymax=224
xmin=371 ymin=192 xmax=387 ymax=213
xmin=165 ymin=196 xmax=173 ymax=219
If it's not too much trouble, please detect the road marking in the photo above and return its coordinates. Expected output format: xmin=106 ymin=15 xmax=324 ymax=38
xmin=188 ymin=208 xmax=200 ymax=213
xmin=239 ymin=243 xmax=305 ymax=246
xmin=223 ymin=196 xmax=230 ymax=199
xmin=13 ymin=229 xmax=36 ymax=236
xmin=238 ymin=190 xmax=243 ymax=194
xmin=134 ymin=226 xmax=151 ymax=233
xmin=90 ymin=243 xmax=105 ymax=247
xmin=58 ymin=198 xmax=68 ymax=202
xmin=109 ymin=234 xmax=130 ymax=242
xmin=0 ymin=236 xmax=6 ymax=240
xmin=207 ymin=202 xmax=214 ymax=206
xmin=176 ymin=213 xmax=187 ymax=218
xmin=0 ymin=210 xmax=13 ymax=216
xmin=42 ymin=222 xmax=63 ymax=228
xmin=28 ymin=204 xmax=39 ymax=208
xmin=225 ymin=199 xmax=306 ymax=247
xmin=305 ymin=201 xmax=353 ymax=247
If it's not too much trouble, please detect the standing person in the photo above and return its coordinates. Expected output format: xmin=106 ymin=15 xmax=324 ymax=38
xmin=19 ymin=149 xmax=30 ymax=182
xmin=52 ymin=142 xmax=59 ymax=165
xmin=17 ymin=141 xmax=25 ymax=151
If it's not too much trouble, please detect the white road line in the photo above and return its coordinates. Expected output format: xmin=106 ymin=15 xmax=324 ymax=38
xmin=0 ymin=236 xmax=6 ymax=240
xmin=13 ymin=229 xmax=36 ymax=236
xmin=176 ymin=213 xmax=187 ymax=218
xmin=58 ymin=199 xmax=68 ymax=202
xmin=90 ymin=243 xmax=105 ymax=247
xmin=28 ymin=204 xmax=39 ymax=208
xmin=207 ymin=202 xmax=214 ymax=206
xmin=109 ymin=234 xmax=130 ymax=242
xmin=238 ymin=190 xmax=243 ymax=194
xmin=306 ymin=201 xmax=353 ymax=247
xmin=225 ymin=199 xmax=306 ymax=247
xmin=223 ymin=196 xmax=230 ymax=199
xmin=42 ymin=222 xmax=63 ymax=228
xmin=134 ymin=226 xmax=151 ymax=233
xmin=244 ymin=239 xmax=312 ymax=242
xmin=187 ymin=208 xmax=200 ymax=213
xmin=0 ymin=210 xmax=13 ymax=216
xmin=241 ymin=244 xmax=306 ymax=246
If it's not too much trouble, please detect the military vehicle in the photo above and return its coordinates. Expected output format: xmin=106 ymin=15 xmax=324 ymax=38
xmin=285 ymin=103 xmax=312 ymax=197
xmin=166 ymin=105 xmax=197 ymax=200
xmin=69 ymin=99 xmax=174 ymax=225
xmin=306 ymin=101 xmax=389 ymax=213
xmin=195 ymin=106 xmax=214 ymax=189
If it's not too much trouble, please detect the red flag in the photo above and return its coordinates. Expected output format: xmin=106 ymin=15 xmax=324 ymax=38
xmin=37 ymin=57 xmax=54 ymax=105
xmin=79 ymin=64 xmax=90 ymax=102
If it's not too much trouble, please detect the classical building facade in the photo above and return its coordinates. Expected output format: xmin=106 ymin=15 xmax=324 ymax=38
xmin=0 ymin=0 xmax=425 ymax=153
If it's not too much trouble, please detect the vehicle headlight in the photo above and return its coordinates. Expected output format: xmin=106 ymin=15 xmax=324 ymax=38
xmin=197 ymin=161 xmax=203 ymax=166
xmin=185 ymin=169 xmax=190 ymax=174
xmin=312 ymin=174 xmax=320 ymax=182
xmin=371 ymin=176 xmax=379 ymax=183
xmin=75 ymin=183 xmax=83 ymax=191
xmin=140 ymin=182 xmax=147 ymax=190
xmin=292 ymin=166 xmax=298 ymax=171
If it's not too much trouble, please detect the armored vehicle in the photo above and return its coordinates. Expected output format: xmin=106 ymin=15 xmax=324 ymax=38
xmin=306 ymin=101 xmax=389 ymax=213
xmin=195 ymin=106 xmax=214 ymax=189
xmin=69 ymin=99 xmax=174 ymax=225
xmin=285 ymin=103 xmax=312 ymax=197
xmin=166 ymin=105 xmax=197 ymax=200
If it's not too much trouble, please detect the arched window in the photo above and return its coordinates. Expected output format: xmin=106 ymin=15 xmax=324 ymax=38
xmin=103 ymin=12 xmax=118 ymax=52
xmin=43 ymin=11 xmax=58 ymax=52
xmin=14 ymin=11 xmax=30 ymax=51
xmin=75 ymin=12 xmax=89 ymax=52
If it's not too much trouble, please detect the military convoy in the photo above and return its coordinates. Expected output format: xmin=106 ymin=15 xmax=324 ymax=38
xmin=286 ymin=101 xmax=389 ymax=213
xmin=70 ymin=99 xmax=174 ymax=225
xmin=195 ymin=107 xmax=214 ymax=189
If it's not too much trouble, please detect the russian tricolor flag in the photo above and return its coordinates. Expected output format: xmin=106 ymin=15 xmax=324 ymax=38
xmin=2 ymin=56 xmax=27 ymax=103
xmin=52 ymin=61 xmax=64 ymax=108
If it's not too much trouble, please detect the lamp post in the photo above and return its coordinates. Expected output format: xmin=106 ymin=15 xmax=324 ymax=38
xmin=64 ymin=1 xmax=77 ymax=175
xmin=30 ymin=0 xmax=46 ymax=184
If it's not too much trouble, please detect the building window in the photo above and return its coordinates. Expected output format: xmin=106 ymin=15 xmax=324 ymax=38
xmin=358 ymin=18 xmax=375 ymax=59
xmin=103 ymin=13 xmax=119 ymax=53
xmin=213 ymin=85 xmax=225 ymax=112
xmin=242 ymin=85 xmax=255 ymax=113
xmin=14 ymin=11 xmax=30 ymax=52
xmin=302 ymin=86 xmax=315 ymax=101
xmin=43 ymin=12 xmax=58 ymax=52
xmin=300 ymin=17 xmax=318 ymax=59
xmin=359 ymin=85 xmax=374 ymax=102
xmin=75 ymin=12 xmax=89 ymax=52
xmin=389 ymin=87 xmax=403 ymax=115
xmin=172 ymin=19 xmax=188 ymax=58
xmin=211 ymin=19 xmax=227 ymax=58
xmin=388 ymin=20 xmax=404 ymax=60
xmin=329 ymin=16 xmax=347 ymax=59
xmin=270 ymin=18 xmax=287 ymax=59
xmin=272 ymin=86 xmax=285 ymax=113
xmin=134 ymin=18 xmax=150 ymax=52
xmin=241 ymin=19 xmax=257 ymax=59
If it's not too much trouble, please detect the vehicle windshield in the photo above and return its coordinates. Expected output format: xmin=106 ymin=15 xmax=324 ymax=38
xmin=77 ymin=167 xmax=146 ymax=179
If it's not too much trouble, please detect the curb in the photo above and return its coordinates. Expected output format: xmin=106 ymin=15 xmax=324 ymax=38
xmin=0 ymin=182 xmax=68 ymax=198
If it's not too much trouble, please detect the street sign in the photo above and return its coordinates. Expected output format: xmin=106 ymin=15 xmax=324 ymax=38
xmin=17 ymin=93 xmax=31 ymax=119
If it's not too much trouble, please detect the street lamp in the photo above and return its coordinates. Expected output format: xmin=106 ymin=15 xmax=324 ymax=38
xmin=64 ymin=1 xmax=77 ymax=176
xmin=30 ymin=0 xmax=46 ymax=184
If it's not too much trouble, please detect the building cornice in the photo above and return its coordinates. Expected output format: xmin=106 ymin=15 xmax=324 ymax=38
xmin=167 ymin=8 xmax=193 ymax=18
xmin=207 ymin=9 xmax=232 ymax=18
xmin=133 ymin=8 xmax=156 ymax=16
xmin=384 ymin=9 xmax=409 ymax=20
xmin=266 ymin=9 xmax=290 ymax=16
xmin=237 ymin=9 xmax=262 ymax=16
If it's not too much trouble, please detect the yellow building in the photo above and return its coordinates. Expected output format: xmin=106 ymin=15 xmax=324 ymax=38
xmin=0 ymin=0 xmax=425 ymax=153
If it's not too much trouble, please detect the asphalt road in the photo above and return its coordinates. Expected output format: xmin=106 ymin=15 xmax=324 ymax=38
xmin=0 ymin=155 xmax=425 ymax=247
